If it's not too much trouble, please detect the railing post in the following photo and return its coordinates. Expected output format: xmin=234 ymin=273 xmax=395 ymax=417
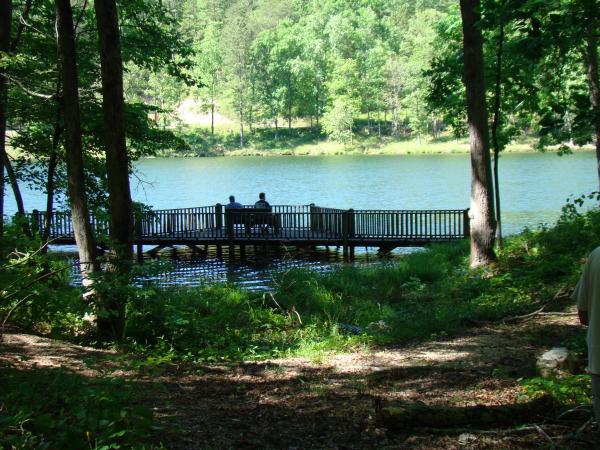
xmin=463 ymin=208 xmax=471 ymax=238
xmin=215 ymin=203 xmax=222 ymax=230
xmin=225 ymin=209 xmax=233 ymax=240
xmin=31 ymin=209 xmax=41 ymax=235
xmin=347 ymin=208 xmax=355 ymax=238
xmin=309 ymin=203 xmax=316 ymax=232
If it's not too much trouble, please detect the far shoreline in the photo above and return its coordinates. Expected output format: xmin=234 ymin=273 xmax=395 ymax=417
xmin=152 ymin=138 xmax=594 ymax=158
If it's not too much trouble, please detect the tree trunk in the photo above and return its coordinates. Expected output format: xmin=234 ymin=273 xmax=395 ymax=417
xmin=239 ymin=96 xmax=245 ymax=148
xmin=274 ymin=117 xmax=279 ymax=140
xmin=2 ymin=152 xmax=26 ymax=216
xmin=55 ymin=0 xmax=100 ymax=286
xmin=491 ymin=17 xmax=504 ymax=248
xmin=94 ymin=0 xmax=133 ymax=340
xmin=377 ymin=396 xmax=553 ymax=430
xmin=0 ymin=0 xmax=27 ymax=227
xmin=367 ymin=109 xmax=371 ymax=135
xmin=460 ymin=0 xmax=496 ymax=267
xmin=287 ymin=78 xmax=292 ymax=130
xmin=584 ymin=34 xmax=600 ymax=191
xmin=0 ymin=0 xmax=10 ymax=234
xmin=416 ymin=100 xmax=421 ymax=145
xmin=211 ymin=102 xmax=215 ymax=137
xmin=42 ymin=78 xmax=64 ymax=249
xmin=42 ymin=135 xmax=59 ymax=249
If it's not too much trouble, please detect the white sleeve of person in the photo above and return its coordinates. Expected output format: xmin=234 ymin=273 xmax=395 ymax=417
xmin=573 ymin=247 xmax=600 ymax=374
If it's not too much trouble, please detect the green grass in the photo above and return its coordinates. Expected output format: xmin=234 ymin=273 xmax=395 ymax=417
xmin=163 ymin=121 xmax=593 ymax=157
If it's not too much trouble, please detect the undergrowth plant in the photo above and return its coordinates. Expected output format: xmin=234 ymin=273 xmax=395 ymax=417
xmin=0 ymin=366 xmax=158 ymax=449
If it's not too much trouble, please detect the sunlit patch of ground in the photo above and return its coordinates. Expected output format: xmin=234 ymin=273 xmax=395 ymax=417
xmin=1 ymin=308 xmax=597 ymax=448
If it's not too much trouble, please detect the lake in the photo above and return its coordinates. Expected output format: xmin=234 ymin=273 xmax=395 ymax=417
xmin=5 ymin=151 xmax=597 ymax=287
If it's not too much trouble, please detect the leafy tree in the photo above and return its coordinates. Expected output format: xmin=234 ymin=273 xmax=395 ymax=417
xmin=190 ymin=20 xmax=223 ymax=136
xmin=322 ymin=96 xmax=356 ymax=144
xmin=221 ymin=0 xmax=254 ymax=147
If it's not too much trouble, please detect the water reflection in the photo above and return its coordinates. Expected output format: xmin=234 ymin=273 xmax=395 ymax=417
xmin=68 ymin=244 xmax=408 ymax=290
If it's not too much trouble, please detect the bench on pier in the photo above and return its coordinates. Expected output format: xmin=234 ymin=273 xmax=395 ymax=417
xmin=225 ymin=207 xmax=281 ymax=235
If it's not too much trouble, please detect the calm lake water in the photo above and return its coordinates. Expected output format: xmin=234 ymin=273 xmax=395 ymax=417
xmin=6 ymin=151 xmax=597 ymax=287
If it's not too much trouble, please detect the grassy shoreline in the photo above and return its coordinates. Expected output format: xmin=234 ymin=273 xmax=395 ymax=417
xmin=164 ymin=125 xmax=594 ymax=157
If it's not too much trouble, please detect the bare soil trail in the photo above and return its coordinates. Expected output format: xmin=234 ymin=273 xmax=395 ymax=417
xmin=1 ymin=309 xmax=598 ymax=449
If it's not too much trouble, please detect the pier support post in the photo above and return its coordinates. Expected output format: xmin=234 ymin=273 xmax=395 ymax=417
xmin=349 ymin=246 xmax=355 ymax=259
xmin=342 ymin=209 xmax=354 ymax=261
xmin=240 ymin=244 xmax=246 ymax=258
xmin=136 ymin=243 xmax=144 ymax=263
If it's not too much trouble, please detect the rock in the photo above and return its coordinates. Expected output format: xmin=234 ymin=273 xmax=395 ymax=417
xmin=367 ymin=320 xmax=391 ymax=333
xmin=458 ymin=433 xmax=477 ymax=445
xmin=536 ymin=347 xmax=577 ymax=379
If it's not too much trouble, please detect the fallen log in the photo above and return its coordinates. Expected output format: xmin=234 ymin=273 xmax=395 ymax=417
xmin=376 ymin=395 xmax=555 ymax=430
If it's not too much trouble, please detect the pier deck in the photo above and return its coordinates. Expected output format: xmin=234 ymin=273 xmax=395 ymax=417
xmin=27 ymin=204 xmax=470 ymax=257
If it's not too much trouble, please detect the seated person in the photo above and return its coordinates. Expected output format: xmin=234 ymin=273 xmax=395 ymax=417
xmin=254 ymin=192 xmax=270 ymax=209
xmin=226 ymin=195 xmax=243 ymax=209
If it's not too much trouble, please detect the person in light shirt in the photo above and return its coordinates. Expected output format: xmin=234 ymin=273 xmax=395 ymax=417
xmin=573 ymin=246 xmax=600 ymax=426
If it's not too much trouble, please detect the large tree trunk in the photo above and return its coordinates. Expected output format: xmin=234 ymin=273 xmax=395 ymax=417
xmin=460 ymin=0 xmax=496 ymax=268
xmin=0 ymin=0 xmax=10 ymax=235
xmin=584 ymin=34 xmax=600 ymax=191
xmin=491 ymin=17 xmax=504 ymax=248
xmin=94 ymin=0 xmax=133 ymax=341
xmin=55 ymin=0 xmax=100 ymax=288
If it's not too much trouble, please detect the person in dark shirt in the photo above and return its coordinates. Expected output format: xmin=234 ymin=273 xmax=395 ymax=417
xmin=226 ymin=195 xmax=243 ymax=209
xmin=254 ymin=192 xmax=270 ymax=208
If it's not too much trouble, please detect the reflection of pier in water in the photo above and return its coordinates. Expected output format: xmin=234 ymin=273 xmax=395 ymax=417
xmin=28 ymin=204 xmax=470 ymax=260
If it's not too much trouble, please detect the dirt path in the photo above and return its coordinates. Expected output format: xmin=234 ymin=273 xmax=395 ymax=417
xmin=1 ymin=310 xmax=598 ymax=449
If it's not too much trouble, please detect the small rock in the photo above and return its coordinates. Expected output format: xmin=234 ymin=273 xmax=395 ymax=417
xmin=536 ymin=347 xmax=576 ymax=379
xmin=458 ymin=433 xmax=477 ymax=445
xmin=367 ymin=320 xmax=391 ymax=332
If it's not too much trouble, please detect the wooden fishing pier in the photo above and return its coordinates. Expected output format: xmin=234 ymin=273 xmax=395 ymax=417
xmin=28 ymin=204 xmax=470 ymax=259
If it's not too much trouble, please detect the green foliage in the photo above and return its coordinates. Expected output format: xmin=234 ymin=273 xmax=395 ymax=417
xmin=7 ymin=0 xmax=193 ymax=210
xmin=0 ymin=226 xmax=88 ymax=338
xmin=322 ymin=97 xmax=356 ymax=143
xmin=521 ymin=376 xmax=591 ymax=404
xmin=124 ymin=282 xmax=366 ymax=361
xmin=0 ymin=367 xmax=157 ymax=449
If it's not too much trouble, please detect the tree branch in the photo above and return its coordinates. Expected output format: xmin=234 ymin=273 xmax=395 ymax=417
xmin=10 ymin=0 xmax=33 ymax=53
xmin=0 ymin=73 xmax=55 ymax=100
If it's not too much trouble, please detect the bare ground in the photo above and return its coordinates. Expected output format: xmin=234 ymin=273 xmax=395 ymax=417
xmin=1 ymin=309 xmax=598 ymax=449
